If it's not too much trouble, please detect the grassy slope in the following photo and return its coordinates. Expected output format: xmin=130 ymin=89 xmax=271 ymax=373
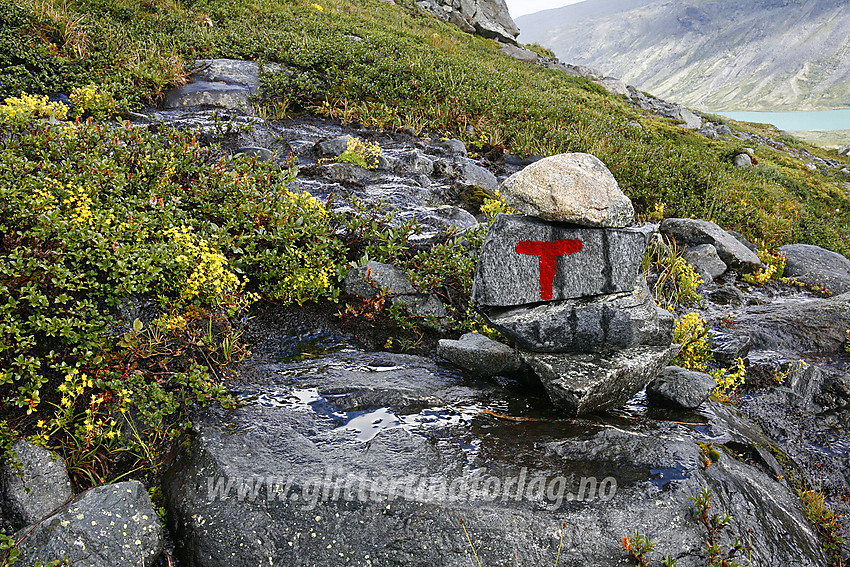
xmin=3 ymin=0 xmax=850 ymax=255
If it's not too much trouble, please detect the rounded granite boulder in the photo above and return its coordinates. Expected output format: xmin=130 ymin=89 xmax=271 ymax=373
xmin=499 ymin=153 xmax=635 ymax=227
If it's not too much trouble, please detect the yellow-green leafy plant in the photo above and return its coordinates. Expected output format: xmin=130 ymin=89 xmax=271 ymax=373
xmin=0 ymin=93 xmax=68 ymax=122
xmin=797 ymin=488 xmax=846 ymax=564
xmin=711 ymin=358 xmax=746 ymax=401
xmin=337 ymin=137 xmax=381 ymax=169
xmin=480 ymin=190 xmax=518 ymax=220
xmin=643 ymin=235 xmax=703 ymax=311
xmin=0 ymin=115 xmax=341 ymax=486
xmin=672 ymin=313 xmax=712 ymax=371
xmin=742 ymin=245 xmax=786 ymax=286
xmin=69 ymin=84 xmax=118 ymax=118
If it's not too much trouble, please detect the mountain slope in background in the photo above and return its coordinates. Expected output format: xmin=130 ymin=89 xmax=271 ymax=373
xmin=517 ymin=0 xmax=850 ymax=111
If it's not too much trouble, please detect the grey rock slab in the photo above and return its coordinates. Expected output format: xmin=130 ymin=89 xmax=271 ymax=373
xmin=727 ymin=230 xmax=758 ymax=253
xmin=500 ymin=153 xmax=635 ymax=227
xmin=344 ymin=262 xmax=417 ymax=298
xmin=730 ymin=291 xmax=850 ymax=354
xmin=437 ymin=332 xmax=527 ymax=376
xmin=472 ymin=214 xmax=653 ymax=308
xmin=165 ymin=345 xmax=827 ymax=567
xmin=499 ymin=44 xmax=539 ymax=62
xmin=483 ymin=279 xmax=674 ymax=353
xmin=779 ymin=243 xmax=850 ymax=295
xmin=394 ymin=150 xmax=434 ymax=175
xmin=2 ymin=441 xmax=72 ymax=528
xmin=646 ymin=366 xmax=715 ymax=410
xmin=683 ymin=243 xmax=727 ymax=281
xmin=190 ymin=59 xmax=281 ymax=91
xmin=838 ymin=145 xmax=849 ymax=157
xmin=661 ymin=218 xmax=764 ymax=273
xmin=441 ymin=138 xmax=467 ymax=157
xmin=597 ymin=77 xmax=629 ymax=97
xmin=521 ymin=344 xmax=679 ymax=416
xmin=15 ymin=481 xmax=163 ymax=567
xmin=430 ymin=205 xmax=479 ymax=231
xmin=163 ymin=82 xmax=252 ymax=111
xmin=661 ymin=104 xmax=702 ymax=129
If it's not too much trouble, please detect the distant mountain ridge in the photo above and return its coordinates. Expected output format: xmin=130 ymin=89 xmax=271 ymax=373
xmin=517 ymin=0 xmax=850 ymax=112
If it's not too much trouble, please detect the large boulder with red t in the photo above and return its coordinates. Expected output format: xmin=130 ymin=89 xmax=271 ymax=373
xmin=471 ymin=214 xmax=653 ymax=308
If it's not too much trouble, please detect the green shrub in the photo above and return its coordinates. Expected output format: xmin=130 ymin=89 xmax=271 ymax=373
xmin=0 ymin=110 xmax=343 ymax=484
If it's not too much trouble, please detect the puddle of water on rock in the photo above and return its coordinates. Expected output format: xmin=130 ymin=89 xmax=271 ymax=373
xmin=244 ymin=386 xmax=480 ymax=443
xmin=649 ymin=465 xmax=690 ymax=490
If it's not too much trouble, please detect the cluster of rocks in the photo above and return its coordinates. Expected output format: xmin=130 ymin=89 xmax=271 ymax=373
xmin=1 ymin=441 xmax=163 ymax=566
xmin=415 ymin=0 xmax=520 ymax=45
xmin=441 ymin=153 xmax=678 ymax=416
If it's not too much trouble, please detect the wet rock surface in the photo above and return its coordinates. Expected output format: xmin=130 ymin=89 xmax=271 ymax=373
xmin=165 ymin=333 xmax=827 ymax=567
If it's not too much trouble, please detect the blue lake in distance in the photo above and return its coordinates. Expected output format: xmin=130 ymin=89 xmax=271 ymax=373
xmin=719 ymin=109 xmax=850 ymax=131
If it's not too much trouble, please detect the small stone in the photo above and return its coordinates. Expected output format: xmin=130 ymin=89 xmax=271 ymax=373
xmin=522 ymin=344 xmax=679 ymax=416
xmin=472 ymin=214 xmax=653 ymax=308
xmin=716 ymin=124 xmax=733 ymax=136
xmin=707 ymin=285 xmax=745 ymax=306
xmin=316 ymin=135 xmax=353 ymax=157
xmin=733 ymin=154 xmax=752 ymax=168
xmin=482 ymin=279 xmax=674 ymax=353
xmin=499 ymin=153 xmax=635 ymax=227
xmin=437 ymin=333 xmax=527 ymax=377
xmin=343 ymin=261 xmax=445 ymax=319
xmin=646 ymin=366 xmax=715 ymax=410
xmin=234 ymin=146 xmax=274 ymax=161
xmin=683 ymin=244 xmax=727 ymax=281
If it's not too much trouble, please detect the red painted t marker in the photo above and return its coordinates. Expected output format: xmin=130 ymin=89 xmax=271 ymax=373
xmin=515 ymin=239 xmax=583 ymax=300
